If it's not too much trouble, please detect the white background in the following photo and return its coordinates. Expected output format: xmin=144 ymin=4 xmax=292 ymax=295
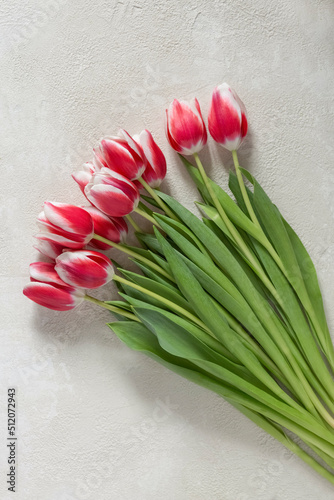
xmin=1 ymin=0 xmax=334 ymax=498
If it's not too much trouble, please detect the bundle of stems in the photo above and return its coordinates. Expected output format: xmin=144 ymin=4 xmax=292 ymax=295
xmin=95 ymin=151 xmax=334 ymax=484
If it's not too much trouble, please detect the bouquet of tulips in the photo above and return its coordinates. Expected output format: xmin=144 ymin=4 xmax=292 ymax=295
xmin=24 ymin=84 xmax=334 ymax=486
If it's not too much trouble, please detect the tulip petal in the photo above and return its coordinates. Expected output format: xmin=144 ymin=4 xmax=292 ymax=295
xmin=34 ymin=239 xmax=64 ymax=260
xmin=23 ymin=282 xmax=84 ymax=311
xmin=35 ymin=232 xmax=86 ymax=249
xmin=86 ymin=184 xmax=137 ymax=218
xmin=140 ymin=129 xmax=167 ymax=188
xmin=83 ymin=206 xmax=128 ymax=249
xmin=44 ymin=202 xmax=94 ymax=238
xmin=30 ymin=262 xmax=67 ymax=286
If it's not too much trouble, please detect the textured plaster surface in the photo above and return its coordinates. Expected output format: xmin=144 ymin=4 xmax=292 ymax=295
xmin=1 ymin=0 xmax=334 ymax=498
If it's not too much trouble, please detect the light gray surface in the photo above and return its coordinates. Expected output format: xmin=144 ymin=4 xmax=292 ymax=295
xmin=1 ymin=0 xmax=334 ymax=498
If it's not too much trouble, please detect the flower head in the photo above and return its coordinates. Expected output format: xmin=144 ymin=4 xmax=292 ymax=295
xmin=55 ymin=250 xmax=115 ymax=289
xmin=36 ymin=202 xmax=94 ymax=249
xmin=83 ymin=206 xmax=128 ymax=250
xmin=165 ymin=98 xmax=207 ymax=155
xmin=208 ymin=83 xmax=248 ymax=151
xmin=139 ymin=129 xmax=167 ymax=188
xmin=23 ymin=262 xmax=85 ymax=311
xmin=85 ymin=168 xmax=140 ymax=218
xmin=94 ymin=130 xmax=146 ymax=181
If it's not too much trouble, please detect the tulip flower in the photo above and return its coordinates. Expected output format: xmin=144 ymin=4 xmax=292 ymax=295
xmin=85 ymin=168 xmax=140 ymax=218
xmin=72 ymin=162 xmax=98 ymax=195
xmin=55 ymin=250 xmax=115 ymax=289
xmin=94 ymin=131 xmax=146 ymax=181
xmin=83 ymin=206 xmax=128 ymax=250
xmin=165 ymin=98 xmax=207 ymax=155
xmin=208 ymin=83 xmax=248 ymax=151
xmin=36 ymin=202 xmax=94 ymax=249
xmin=139 ymin=129 xmax=167 ymax=188
xmin=23 ymin=262 xmax=85 ymax=311
xmin=34 ymin=239 xmax=64 ymax=261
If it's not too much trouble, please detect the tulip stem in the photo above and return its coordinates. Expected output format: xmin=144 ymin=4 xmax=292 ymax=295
xmin=125 ymin=214 xmax=143 ymax=233
xmin=134 ymin=207 xmax=162 ymax=228
xmin=193 ymin=153 xmax=283 ymax=307
xmin=138 ymin=178 xmax=179 ymax=222
xmin=84 ymin=295 xmax=140 ymax=322
xmin=93 ymin=233 xmax=175 ymax=282
xmin=232 ymin=150 xmax=261 ymax=228
xmin=113 ymin=275 xmax=210 ymax=332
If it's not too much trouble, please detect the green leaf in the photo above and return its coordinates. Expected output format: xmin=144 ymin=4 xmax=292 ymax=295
xmin=228 ymin=170 xmax=249 ymax=214
xmin=197 ymin=201 xmax=263 ymax=271
xmin=202 ymin=219 xmax=268 ymax=300
xmin=134 ymin=307 xmax=273 ymax=392
xmin=154 ymin=213 xmax=246 ymax=304
xmin=124 ymin=244 xmax=157 ymax=262
xmin=117 ymin=268 xmax=195 ymax=314
xmin=238 ymin=171 xmax=308 ymax=304
xmin=135 ymin=233 xmax=164 ymax=254
xmin=118 ymin=295 xmax=241 ymax=365
xmin=155 ymin=213 xmax=210 ymax=257
xmin=140 ymin=194 xmax=162 ymax=209
xmin=109 ymin=321 xmax=334 ymax=454
xmin=131 ymin=260 xmax=177 ymax=290
xmin=181 ymin=161 xmax=267 ymax=244
xmin=154 ymin=228 xmax=306 ymax=410
xmin=149 ymin=251 xmax=173 ymax=275
xmin=282 ymin=217 xmax=329 ymax=337
xmin=250 ymin=237 xmax=334 ymax=403
xmin=138 ymin=201 xmax=154 ymax=216
xmin=153 ymin=215 xmax=321 ymax=411
xmin=105 ymin=300 xmax=133 ymax=311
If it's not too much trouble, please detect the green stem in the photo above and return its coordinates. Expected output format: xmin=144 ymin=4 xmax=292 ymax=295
xmin=193 ymin=153 xmax=283 ymax=308
xmin=232 ymin=150 xmax=261 ymax=227
xmin=134 ymin=207 xmax=162 ymax=227
xmin=84 ymin=295 xmax=140 ymax=322
xmin=113 ymin=275 xmax=210 ymax=333
xmin=93 ymin=233 xmax=174 ymax=282
xmin=126 ymin=214 xmax=143 ymax=233
xmin=138 ymin=177 xmax=179 ymax=222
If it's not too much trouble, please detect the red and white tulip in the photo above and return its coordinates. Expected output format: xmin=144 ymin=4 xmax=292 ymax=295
xmin=165 ymin=98 xmax=207 ymax=155
xmin=36 ymin=202 xmax=94 ymax=249
xmin=83 ymin=206 xmax=128 ymax=250
xmin=85 ymin=168 xmax=140 ymax=218
xmin=55 ymin=250 xmax=115 ymax=289
xmin=208 ymin=83 xmax=248 ymax=151
xmin=23 ymin=262 xmax=85 ymax=311
xmin=94 ymin=131 xmax=146 ymax=181
xmin=72 ymin=162 xmax=98 ymax=195
xmin=139 ymin=129 xmax=167 ymax=188
xmin=34 ymin=239 xmax=64 ymax=261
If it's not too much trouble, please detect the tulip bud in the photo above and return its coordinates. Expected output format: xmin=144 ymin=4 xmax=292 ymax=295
xmin=208 ymin=83 xmax=248 ymax=151
xmin=55 ymin=250 xmax=115 ymax=289
xmin=94 ymin=131 xmax=146 ymax=181
xmin=34 ymin=239 xmax=64 ymax=260
xmin=85 ymin=168 xmax=140 ymax=218
xmin=139 ymin=130 xmax=167 ymax=188
xmin=165 ymin=98 xmax=207 ymax=155
xmin=83 ymin=206 xmax=128 ymax=250
xmin=72 ymin=162 xmax=98 ymax=195
xmin=36 ymin=202 xmax=94 ymax=249
xmin=23 ymin=262 xmax=85 ymax=311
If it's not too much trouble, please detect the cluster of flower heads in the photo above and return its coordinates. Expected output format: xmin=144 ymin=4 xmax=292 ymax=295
xmin=23 ymin=83 xmax=248 ymax=311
